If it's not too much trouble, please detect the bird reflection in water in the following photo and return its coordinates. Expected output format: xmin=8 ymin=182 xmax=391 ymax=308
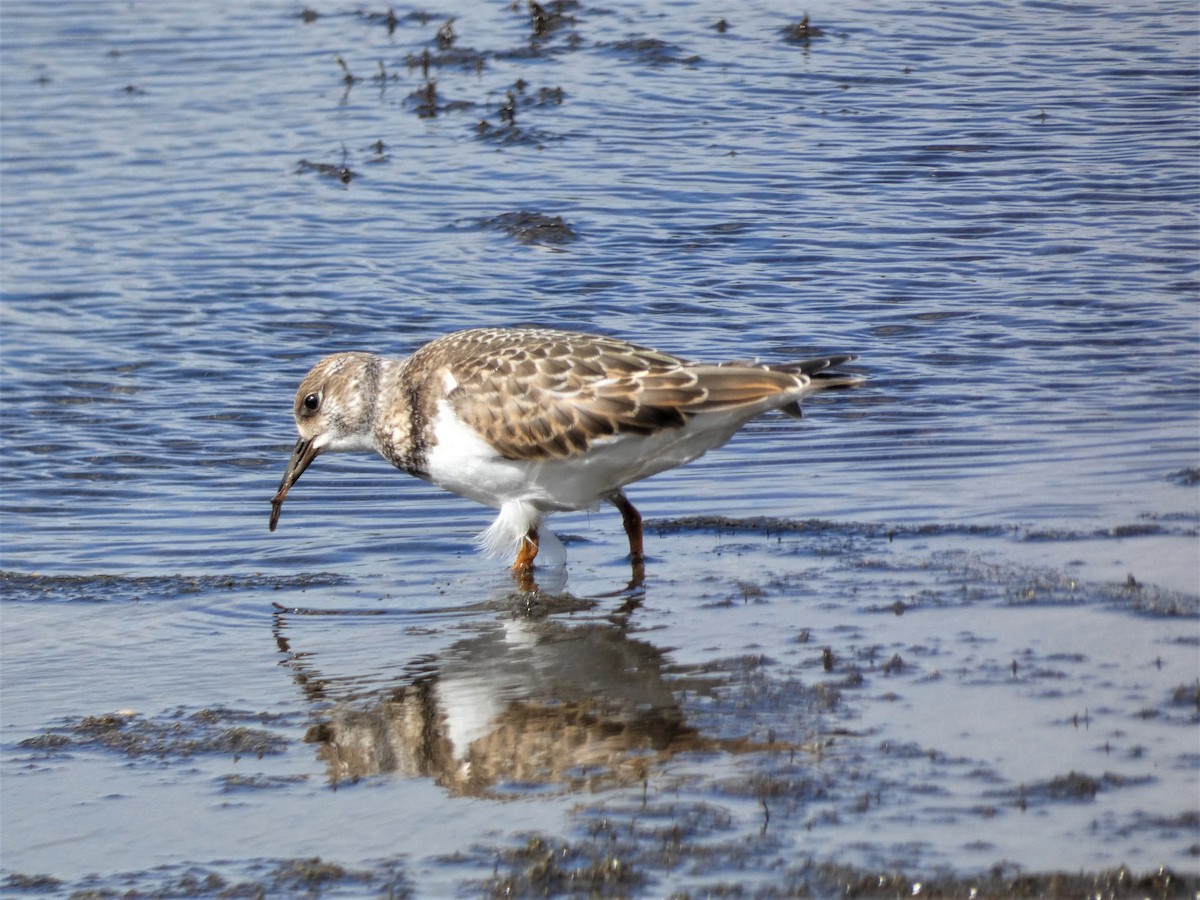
xmin=272 ymin=592 xmax=801 ymax=797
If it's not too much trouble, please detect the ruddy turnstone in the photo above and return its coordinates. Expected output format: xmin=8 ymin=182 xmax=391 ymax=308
xmin=269 ymin=327 xmax=862 ymax=579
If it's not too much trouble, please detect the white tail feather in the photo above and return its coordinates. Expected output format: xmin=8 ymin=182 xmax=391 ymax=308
xmin=475 ymin=500 xmax=542 ymax=559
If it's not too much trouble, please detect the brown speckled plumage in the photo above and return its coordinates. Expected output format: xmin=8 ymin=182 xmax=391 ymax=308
xmin=270 ymin=326 xmax=863 ymax=581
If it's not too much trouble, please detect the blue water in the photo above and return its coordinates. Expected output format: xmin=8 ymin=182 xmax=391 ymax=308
xmin=2 ymin=0 xmax=1197 ymax=892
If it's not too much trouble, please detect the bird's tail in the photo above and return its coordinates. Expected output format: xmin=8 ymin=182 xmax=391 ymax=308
xmin=772 ymin=355 xmax=864 ymax=418
xmin=776 ymin=354 xmax=861 ymax=384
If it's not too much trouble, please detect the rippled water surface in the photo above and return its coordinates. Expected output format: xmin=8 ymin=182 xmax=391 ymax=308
xmin=2 ymin=0 xmax=1197 ymax=895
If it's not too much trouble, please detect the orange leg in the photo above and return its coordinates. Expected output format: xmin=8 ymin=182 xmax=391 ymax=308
xmin=512 ymin=527 xmax=539 ymax=572
xmin=511 ymin=528 xmax=539 ymax=591
xmin=607 ymin=491 xmax=644 ymax=564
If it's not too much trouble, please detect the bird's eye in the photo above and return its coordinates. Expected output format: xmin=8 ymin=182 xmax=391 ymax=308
xmin=302 ymin=392 xmax=321 ymax=413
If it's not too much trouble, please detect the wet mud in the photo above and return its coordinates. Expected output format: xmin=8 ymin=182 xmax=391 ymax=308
xmin=0 ymin=570 xmax=348 ymax=604
xmin=478 ymin=211 xmax=577 ymax=247
xmin=2 ymin=862 xmax=1190 ymax=899
xmin=19 ymin=708 xmax=292 ymax=761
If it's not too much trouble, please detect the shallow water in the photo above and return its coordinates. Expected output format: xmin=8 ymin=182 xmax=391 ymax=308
xmin=2 ymin=0 xmax=1197 ymax=895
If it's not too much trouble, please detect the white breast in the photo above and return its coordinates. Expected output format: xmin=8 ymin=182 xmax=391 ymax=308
xmin=424 ymin=400 xmax=536 ymax=508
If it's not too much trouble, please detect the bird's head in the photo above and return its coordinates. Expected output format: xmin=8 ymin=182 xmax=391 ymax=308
xmin=269 ymin=352 xmax=379 ymax=532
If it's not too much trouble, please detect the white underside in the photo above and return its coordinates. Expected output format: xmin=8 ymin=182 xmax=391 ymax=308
xmin=420 ymin=396 xmax=793 ymax=562
xmin=477 ymin=507 xmax=566 ymax=564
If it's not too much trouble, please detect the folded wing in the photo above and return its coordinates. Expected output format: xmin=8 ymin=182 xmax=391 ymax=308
xmin=425 ymin=328 xmax=857 ymax=462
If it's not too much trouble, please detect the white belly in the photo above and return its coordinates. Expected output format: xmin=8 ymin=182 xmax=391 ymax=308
xmin=423 ymin=399 xmax=746 ymax=512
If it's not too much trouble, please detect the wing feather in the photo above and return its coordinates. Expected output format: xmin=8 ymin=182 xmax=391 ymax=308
xmin=407 ymin=327 xmax=856 ymax=461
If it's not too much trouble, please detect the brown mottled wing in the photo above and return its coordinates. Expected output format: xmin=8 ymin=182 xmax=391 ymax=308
xmin=434 ymin=329 xmax=688 ymax=460
xmin=430 ymin=328 xmax=846 ymax=462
